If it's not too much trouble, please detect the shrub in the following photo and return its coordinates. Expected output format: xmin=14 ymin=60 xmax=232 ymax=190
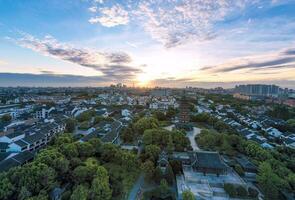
xmin=234 ymin=164 xmax=245 ymax=176
xmin=236 ymin=185 xmax=248 ymax=197
xmin=224 ymin=183 xmax=236 ymax=197
xmin=248 ymin=187 xmax=259 ymax=198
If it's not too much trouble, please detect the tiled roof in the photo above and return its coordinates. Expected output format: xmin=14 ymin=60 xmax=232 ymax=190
xmin=22 ymin=132 xmax=45 ymax=144
xmin=6 ymin=131 xmax=23 ymax=139
xmin=0 ymin=158 xmax=19 ymax=172
xmin=194 ymin=151 xmax=227 ymax=170
xmin=14 ymin=139 xmax=29 ymax=147
xmin=0 ymin=142 xmax=9 ymax=149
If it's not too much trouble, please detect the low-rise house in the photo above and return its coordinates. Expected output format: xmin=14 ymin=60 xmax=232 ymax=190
xmin=284 ymin=138 xmax=295 ymax=149
xmin=264 ymin=127 xmax=283 ymax=138
xmin=0 ymin=117 xmax=66 ymax=153
xmin=121 ymin=109 xmax=131 ymax=117
xmin=0 ymin=150 xmax=34 ymax=172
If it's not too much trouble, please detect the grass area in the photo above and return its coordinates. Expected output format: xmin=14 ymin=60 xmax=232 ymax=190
xmin=103 ymin=163 xmax=141 ymax=200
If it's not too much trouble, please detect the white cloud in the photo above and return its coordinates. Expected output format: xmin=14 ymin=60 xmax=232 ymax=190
xmin=135 ymin=0 xmax=252 ymax=48
xmin=94 ymin=0 xmax=104 ymax=3
xmin=88 ymin=6 xmax=97 ymax=13
xmin=89 ymin=5 xmax=129 ymax=27
xmin=87 ymin=0 xmax=258 ymax=48
xmin=11 ymin=33 xmax=141 ymax=80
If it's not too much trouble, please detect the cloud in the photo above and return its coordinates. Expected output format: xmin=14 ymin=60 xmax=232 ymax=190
xmin=88 ymin=0 xmax=257 ymax=48
xmin=283 ymin=48 xmax=295 ymax=55
xmin=1 ymin=73 xmax=294 ymax=89
xmin=201 ymin=47 xmax=295 ymax=73
xmin=0 ymin=73 xmax=110 ymax=87
xmin=89 ymin=5 xmax=129 ymax=27
xmin=88 ymin=6 xmax=97 ymax=13
xmin=11 ymin=33 xmax=141 ymax=80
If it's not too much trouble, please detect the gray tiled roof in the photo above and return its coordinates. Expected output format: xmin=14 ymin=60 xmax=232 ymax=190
xmin=194 ymin=151 xmax=227 ymax=169
xmin=14 ymin=139 xmax=29 ymax=148
xmin=22 ymin=132 xmax=45 ymax=144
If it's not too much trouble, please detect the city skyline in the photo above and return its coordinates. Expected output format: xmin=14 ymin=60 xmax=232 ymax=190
xmin=1 ymin=0 xmax=295 ymax=88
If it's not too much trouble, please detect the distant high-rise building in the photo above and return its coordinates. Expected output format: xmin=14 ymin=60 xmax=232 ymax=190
xmin=235 ymin=84 xmax=279 ymax=97
xmin=151 ymin=88 xmax=171 ymax=97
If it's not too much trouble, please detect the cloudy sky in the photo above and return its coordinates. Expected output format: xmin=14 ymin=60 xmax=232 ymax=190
xmin=0 ymin=0 xmax=295 ymax=88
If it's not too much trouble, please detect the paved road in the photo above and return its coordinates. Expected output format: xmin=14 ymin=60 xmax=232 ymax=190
xmin=187 ymin=127 xmax=201 ymax=151
xmin=128 ymin=173 xmax=144 ymax=200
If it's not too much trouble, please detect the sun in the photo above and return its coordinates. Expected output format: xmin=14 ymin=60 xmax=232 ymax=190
xmin=136 ymin=73 xmax=151 ymax=87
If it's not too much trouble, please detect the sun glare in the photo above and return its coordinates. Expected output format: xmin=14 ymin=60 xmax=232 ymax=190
xmin=136 ymin=73 xmax=151 ymax=87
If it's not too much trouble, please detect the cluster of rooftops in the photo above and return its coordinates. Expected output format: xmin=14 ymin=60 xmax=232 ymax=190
xmin=0 ymin=115 xmax=67 ymax=172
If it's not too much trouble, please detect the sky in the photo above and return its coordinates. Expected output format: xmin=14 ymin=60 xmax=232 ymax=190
xmin=0 ymin=0 xmax=295 ymax=88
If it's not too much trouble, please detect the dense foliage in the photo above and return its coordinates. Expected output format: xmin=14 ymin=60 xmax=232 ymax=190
xmin=1 ymin=114 xmax=12 ymax=122
xmin=121 ymin=117 xmax=160 ymax=143
xmin=0 ymin=134 xmax=139 ymax=200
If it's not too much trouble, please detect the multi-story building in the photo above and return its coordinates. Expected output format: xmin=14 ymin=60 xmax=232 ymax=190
xmin=235 ymin=84 xmax=280 ymax=97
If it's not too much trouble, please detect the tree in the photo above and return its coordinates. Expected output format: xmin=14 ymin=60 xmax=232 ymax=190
xmin=244 ymin=141 xmax=271 ymax=161
xmin=121 ymin=127 xmax=134 ymax=143
xmin=26 ymin=192 xmax=48 ymax=200
xmin=171 ymin=130 xmax=190 ymax=151
xmin=79 ymin=121 xmax=89 ymax=130
xmin=35 ymin=148 xmax=69 ymax=175
xmin=182 ymin=190 xmax=195 ymax=200
xmin=72 ymin=166 xmax=93 ymax=183
xmin=142 ymin=161 xmax=155 ymax=181
xmin=143 ymin=129 xmax=170 ymax=148
xmin=0 ymin=176 xmax=14 ymax=200
xmin=166 ymin=107 xmax=177 ymax=119
xmin=167 ymin=136 xmax=174 ymax=155
xmin=90 ymin=167 xmax=112 ymax=200
xmin=287 ymin=119 xmax=295 ymax=128
xmin=257 ymin=162 xmax=280 ymax=199
xmin=287 ymin=173 xmax=295 ymax=191
xmin=236 ymin=185 xmax=247 ymax=197
xmin=165 ymin=164 xmax=174 ymax=185
xmin=248 ymin=187 xmax=259 ymax=198
xmin=94 ymin=116 xmax=104 ymax=125
xmin=234 ymin=164 xmax=245 ymax=176
xmin=76 ymin=110 xmax=94 ymax=122
xmin=153 ymin=111 xmax=166 ymax=121
xmin=133 ymin=117 xmax=159 ymax=135
xmin=11 ymin=162 xmax=56 ymax=196
xmin=224 ymin=183 xmax=236 ymax=197
xmin=18 ymin=186 xmax=31 ymax=200
xmin=144 ymin=144 xmax=161 ymax=162
xmin=169 ymin=160 xmax=182 ymax=175
xmin=77 ymin=142 xmax=95 ymax=158
xmin=159 ymin=179 xmax=169 ymax=197
xmin=1 ymin=114 xmax=12 ymax=122
xmin=154 ymin=166 xmax=163 ymax=184
xmin=65 ymin=118 xmax=76 ymax=133
xmin=101 ymin=143 xmax=119 ymax=163
xmin=60 ymin=143 xmax=79 ymax=158
xmin=71 ymin=185 xmax=89 ymax=200
xmin=54 ymin=134 xmax=73 ymax=146
xmin=88 ymin=138 xmax=102 ymax=155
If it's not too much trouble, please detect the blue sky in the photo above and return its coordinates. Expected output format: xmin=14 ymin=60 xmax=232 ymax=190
xmin=0 ymin=0 xmax=295 ymax=88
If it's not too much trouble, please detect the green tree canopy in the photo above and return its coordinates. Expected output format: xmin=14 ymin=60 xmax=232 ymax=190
xmin=182 ymin=190 xmax=195 ymax=200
